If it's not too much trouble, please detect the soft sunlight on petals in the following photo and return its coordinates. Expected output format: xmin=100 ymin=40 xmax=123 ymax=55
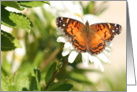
xmin=93 ymin=58 xmax=104 ymax=72
xmin=62 ymin=42 xmax=72 ymax=56
xmin=81 ymin=52 xmax=89 ymax=67
xmin=68 ymin=51 xmax=79 ymax=63
xmin=106 ymin=41 xmax=113 ymax=47
xmin=103 ymin=50 xmax=111 ymax=55
xmin=96 ymin=53 xmax=111 ymax=64
xmin=83 ymin=14 xmax=104 ymax=25
xmin=56 ymin=27 xmax=65 ymax=35
xmin=105 ymin=47 xmax=111 ymax=52
xmin=57 ymin=36 xmax=68 ymax=43
xmin=62 ymin=48 xmax=71 ymax=56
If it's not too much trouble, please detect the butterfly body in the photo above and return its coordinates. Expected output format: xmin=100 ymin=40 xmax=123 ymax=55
xmin=56 ymin=17 xmax=122 ymax=54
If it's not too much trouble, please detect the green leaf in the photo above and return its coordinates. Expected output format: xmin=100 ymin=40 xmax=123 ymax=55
xmin=54 ymin=83 xmax=73 ymax=91
xmin=46 ymin=82 xmax=73 ymax=91
xmin=96 ymin=7 xmax=108 ymax=16
xmin=70 ymin=72 xmax=93 ymax=84
xmin=33 ymin=68 xmax=41 ymax=91
xmin=1 ymin=73 xmax=9 ymax=91
xmin=34 ymin=68 xmax=41 ymax=83
xmin=1 ymin=30 xmax=21 ymax=51
xmin=1 ymin=6 xmax=32 ymax=32
xmin=1 ymin=1 xmax=24 ymax=10
xmin=83 ymin=1 xmax=95 ymax=14
xmin=8 ymin=85 xmax=16 ymax=91
xmin=45 ymin=62 xmax=57 ymax=84
xmin=14 ymin=72 xmax=30 ymax=91
xmin=17 ymin=1 xmax=50 ymax=8
xmin=29 ymin=76 xmax=38 ymax=91
xmin=33 ymin=51 xmax=45 ymax=67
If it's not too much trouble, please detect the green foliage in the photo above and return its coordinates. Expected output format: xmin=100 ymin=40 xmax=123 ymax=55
xmin=17 ymin=1 xmax=50 ymax=8
xmin=1 ymin=1 xmax=24 ymax=10
xmin=46 ymin=82 xmax=73 ymax=91
xmin=1 ymin=1 xmax=49 ymax=51
xmin=45 ymin=62 xmax=57 ymax=84
xmin=1 ymin=6 xmax=32 ymax=33
xmin=80 ymin=1 xmax=108 ymax=16
xmin=1 ymin=73 xmax=9 ymax=91
xmin=1 ymin=30 xmax=21 ymax=51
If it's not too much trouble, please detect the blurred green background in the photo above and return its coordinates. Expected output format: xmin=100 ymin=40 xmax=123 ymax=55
xmin=1 ymin=1 xmax=126 ymax=91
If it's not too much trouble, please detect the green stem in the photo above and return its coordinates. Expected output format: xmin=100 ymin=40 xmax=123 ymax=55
xmin=43 ymin=60 xmax=68 ymax=90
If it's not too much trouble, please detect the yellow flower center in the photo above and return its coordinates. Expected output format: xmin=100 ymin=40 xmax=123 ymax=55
xmin=74 ymin=13 xmax=82 ymax=18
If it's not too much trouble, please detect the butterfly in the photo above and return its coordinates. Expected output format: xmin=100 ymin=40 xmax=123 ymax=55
xmin=56 ymin=17 xmax=122 ymax=54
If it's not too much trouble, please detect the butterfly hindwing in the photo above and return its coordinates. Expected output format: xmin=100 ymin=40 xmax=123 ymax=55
xmin=87 ymin=33 xmax=106 ymax=54
xmin=72 ymin=31 xmax=87 ymax=52
xmin=88 ymin=23 xmax=122 ymax=54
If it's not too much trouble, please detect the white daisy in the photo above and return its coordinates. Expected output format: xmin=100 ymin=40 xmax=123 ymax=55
xmin=56 ymin=15 xmax=112 ymax=72
xmin=42 ymin=1 xmax=112 ymax=71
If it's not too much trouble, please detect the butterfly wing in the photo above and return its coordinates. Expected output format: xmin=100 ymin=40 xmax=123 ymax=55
xmin=88 ymin=23 xmax=122 ymax=54
xmin=56 ymin=17 xmax=87 ymax=52
xmin=90 ymin=23 xmax=122 ymax=41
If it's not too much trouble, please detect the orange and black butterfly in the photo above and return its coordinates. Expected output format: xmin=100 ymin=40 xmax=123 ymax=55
xmin=56 ymin=17 xmax=122 ymax=54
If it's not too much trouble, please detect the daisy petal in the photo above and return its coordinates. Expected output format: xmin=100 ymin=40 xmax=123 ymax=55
xmin=106 ymin=41 xmax=113 ymax=47
xmin=88 ymin=54 xmax=94 ymax=63
xmin=57 ymin=36 xmax=68 ymax=43
xmin=83 ymin=14 xmax=104 ymax=25
xmin=62 ymin=49 xmax=71 ymax=56
xmin=56 ymin=27 xmax=65 ymax=35
xmin=64 ymin=42 xmax=72 ymax=49
xmin=96 ymin=53 xmax=111 ymax=64
xmin=81 ymin=52 xmax=89 ymax=67
xmin=62 ymin=42 xmax=72 ymax=56
xmin=93 ymin=57 xmax=104 ymax=72
xmin=68 ymin=50 xmax=79 ymax=63
xmin=103 ymin=50 xmax=110 ymax=55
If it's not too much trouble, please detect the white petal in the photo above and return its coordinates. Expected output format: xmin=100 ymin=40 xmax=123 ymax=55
xmin=96 ymin=53 xmax=111 ymax=64
xmin=106 ymin=41 xmax=113 ymax=47
xmin=81 ymin=52 xmax=89 ymax=67
xmin=62 ymin=42 xmax=72 ymax=56
xmin=5 ymin=7 xmax=22 ymax=13
xmin=88 ymin=54 xmax=94 ymax=63
xmin=103 ymin=50 xmax=110 ymax=55
xmin=94 ymin=59 xmax=104 ymax=72
xmin=83 ymin=14 xmax=104 ymax=25
xmin=105 ymin=47 xmax=111 ymax=52
xmin=68 ymin=51 xmax=79 ymax=63
xmin=62 ymin=49 xmax=71 ymax=56
xmin=56 ymin=27 xmax=65 ymax=35
xmin=64 ymin=42 xmax=72 ymax=49
xmin=57 ymin=36 xmax=68 ymax=43
xmin=88 ymin=55 xmax=104 ymax=71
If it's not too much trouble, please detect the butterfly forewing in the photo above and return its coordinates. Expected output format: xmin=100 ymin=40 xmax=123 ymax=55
xmin=56 ymin=17 xmax=84 ymax=37
xmin=89 ymin=23 xmax=122 ymax=41
xmin=56 ymin=17 xmax=88 ymax=52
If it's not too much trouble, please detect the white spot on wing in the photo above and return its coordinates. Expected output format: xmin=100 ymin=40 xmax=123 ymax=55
xmin=63 ymin=24 xmax=65 ymax=26
xmin=61 ymin=17 xmax=63 ymax=20
xmin=112 ymin=30 xmax=115 ymax=32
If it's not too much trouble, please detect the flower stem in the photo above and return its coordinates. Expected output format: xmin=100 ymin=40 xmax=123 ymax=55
xmin=43 ymin=60 xmax=68 ymax=90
